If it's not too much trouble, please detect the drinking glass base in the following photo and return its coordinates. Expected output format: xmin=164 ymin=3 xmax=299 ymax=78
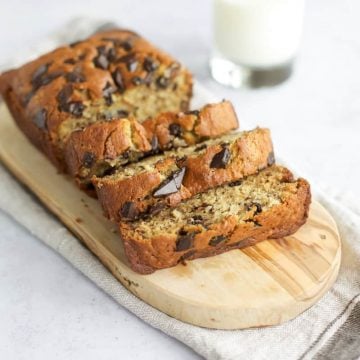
xmin=209 ymin=56 xmax=293 ymax=88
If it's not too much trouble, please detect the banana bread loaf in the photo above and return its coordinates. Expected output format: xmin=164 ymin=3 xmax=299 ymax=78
xmin=0 ymin=29 xmax=193 ymax=171
xmin=64 ymin=101 xmax=238 ymax=190
xmin=119 ymin=165 xmax=311 ymax=274
xmin=93 ymin=128 xmax=274 ymax=222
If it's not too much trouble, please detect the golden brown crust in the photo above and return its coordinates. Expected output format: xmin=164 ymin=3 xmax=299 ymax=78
xmin=63 ymin=101 xmax=239 ymax=187
xmin=93 ymin=128 xmax=274 ymax=222
xmin=119 ymin=169 xmax=311 ymax=274
xmin=0 ymin=29 xmax=193 ymax=171
xmin=64 ymin=118 xmax=151 ymax=183
xmin=141 ymin=100 xmax=239 ymax=148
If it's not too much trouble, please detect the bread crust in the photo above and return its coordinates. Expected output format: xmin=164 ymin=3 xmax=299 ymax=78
xmin=64 ymin=101 xmax=239 ymax=188
xmin=141 ymin=100 xmax=239 ymax=148
xmin=0 ymin=29 xmax=193 ymax=171
xmin=119 ymin=167 xmax=311 ymax=274
xmin=64 ymin=118 xmax=151 ymax=189
xmin=94 ymin=128 xmax=274 ymax=222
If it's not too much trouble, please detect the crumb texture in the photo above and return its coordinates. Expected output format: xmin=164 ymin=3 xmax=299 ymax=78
xmin=93 ymin=127 xmax=274 ymax=221
xmin=64 ymin=101 xmax=238 ymax=187
xmin=119 ymin=165 xmax=311 ymax=274
xmin=0 ymin=28 xmax=193 ymax=170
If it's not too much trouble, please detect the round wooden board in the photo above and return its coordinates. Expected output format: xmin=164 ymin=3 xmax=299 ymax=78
xmin=0 ymin=103 xmax=341 ymax=329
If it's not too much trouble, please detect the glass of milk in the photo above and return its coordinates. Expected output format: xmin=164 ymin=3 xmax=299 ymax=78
xmin=210 ymin=0 xmax=305 ymax=88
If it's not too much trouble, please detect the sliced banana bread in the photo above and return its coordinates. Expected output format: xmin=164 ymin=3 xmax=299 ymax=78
xmin=93 ymin=128 xmax=274 ymax=222
xmin=119 ymin=165 xmax=311 ymax=274
xmin=64 ymin=101 xmax=238 ymax=190
xmin=0 ymin=29 xmax=192 ymax=171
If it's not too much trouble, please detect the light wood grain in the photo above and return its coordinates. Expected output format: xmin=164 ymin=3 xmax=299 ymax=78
xmin=0 ymin=103 xmax=341 ymax=329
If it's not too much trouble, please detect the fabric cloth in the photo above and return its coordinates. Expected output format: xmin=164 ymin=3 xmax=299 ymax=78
xmin=1 ymin=19 xmax=359 ymax=360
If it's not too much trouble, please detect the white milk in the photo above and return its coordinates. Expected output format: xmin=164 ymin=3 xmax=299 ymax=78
xmin=213 ymin=0 xmax=305 ymax=68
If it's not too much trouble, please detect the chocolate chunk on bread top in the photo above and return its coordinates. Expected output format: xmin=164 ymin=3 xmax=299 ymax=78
xmin=0 ymin=29 xmax=193 ymax=170
xmin=93 ymin=128 xmax=274 ymax=222
xmin=64 ymin=101 xmax=238 ymax=189
xmin=119 ymin=165 xmax=311 ymax=274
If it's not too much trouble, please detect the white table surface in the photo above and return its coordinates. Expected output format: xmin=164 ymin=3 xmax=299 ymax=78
xmin=0 ymin=0 xmax=359 ymax=359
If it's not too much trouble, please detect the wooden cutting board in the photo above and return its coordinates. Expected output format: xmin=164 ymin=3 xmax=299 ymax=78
xmin=0 ymin=103 xmax=341 ymax=329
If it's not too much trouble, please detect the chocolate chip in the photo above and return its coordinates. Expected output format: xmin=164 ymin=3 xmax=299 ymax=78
xmin=107 ymin=47 xmax=117 ymax=62
xmin=120 ymin=201 xmax=139 ymax=221
xmin=31 ymin=63 xmax=63 ymax=90
xmin=153 ymin=177 xmax=178 ymax=197
xmin=132 ymin=76 xmax=143 ymax=85
xmin=65 ymin=71 xmax=86 ymax=83
xmin=245 ymin=202 xmax=262 ymax=215
xmin=194 ymin=144 xmax=207 ymax=152
xmin=116 ymin=110 xmax=128 ymax=118
xmin=176 ymin=232 xmax=195 ymax=252
xmin=67 ymin=101 xmax=85 ymax=117
xmin=209 ymin=235 xmax=227 ymax=246
xmin=82 ymin=152 xmax=96 ymax=168
xmin=78 ymin=54 xmax=86 ymax=61
xmin=117 ymin=53 xmax=138 ymax=71
xmin=184 ymin=110 xmax=200 ymax=116
xmin=102 ymin=166 xmax=117 ymax=177
xmin=228 ymin=180 xmax=242 ymax=187
xmin=112 ymin=69 xmax=125 ymax=92
xmin=121 ymin=39 xmax=133 ymax=51
xmin=143 ymin=72 xmax=154 ymax=86
xmin=57 ymin=84 xmax=73 ymax=110
xmin=148 ymin=202 xmax=166 ymax=216
xmin=153 ymin=167 xmax=186 ymax=197
xmin=151 ymin=135 xmax=159 ymax=153
xmin=267 ymin=151 xmax=275 ymax=166
xmin=64 ymin=58 xmax=77 ymax=64
xmin=156 ymin=76 xmax=169 ymax=89
xmin=143 ymin=57 xmax=158 ymax=72
xmin=32 ymin=108 xmax=47 ymax=129
xmin=93 ymin=53 xmax=109 ymax=70
xmin=31 ymin=63 xmax=50 ymax=85
xmin=254 ymin=203 xmax=262 ymax=214
xmin=104 ymin=38 xmax=133 ymax=50
xmin=98 ymin=112 xmax=114 ymax=121
xmin=36 ymin=70 xmax=64 ymax=88
xmin=128 ymin=59 xmax=138 ymax=72
xmin=96 ymin=45 xmax=107 ymax=54
xmin=188 ymin=215 xmax=203 ymax=225
xmin=117 ymin=110 xmax=129 ymax=118
xmin=210 ymin=147 xmax=231 ymax=169
xmin=169 ymin=123 xmax=182 ymax=137
xmin=22 ymin=91 xmax=35 ymax=106
xmin=102 ymin=81 xmax=116 ymax=106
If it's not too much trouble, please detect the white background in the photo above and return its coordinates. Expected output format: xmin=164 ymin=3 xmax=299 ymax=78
xmin=0 ymin=0 xmax=359 ymax=359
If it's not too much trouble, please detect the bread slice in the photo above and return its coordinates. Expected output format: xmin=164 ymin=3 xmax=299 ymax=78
xmin=64 ymin=101 xmax=238 ymax=190
xmin=93 ymin=128 xmax=274 ymax=222
xmin=119 ymin=165 xmax=311 ymax=274
xmin=0 ymin=29 xmax=192 ymax=171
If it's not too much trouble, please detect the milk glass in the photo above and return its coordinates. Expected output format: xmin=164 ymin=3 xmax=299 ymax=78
xmin=210 ymin=0 xmax=305 ymax=88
